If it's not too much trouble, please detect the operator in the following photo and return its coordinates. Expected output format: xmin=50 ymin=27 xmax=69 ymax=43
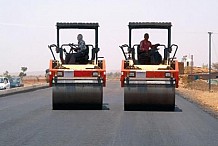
xmin=139 ymin=33 xmax=160 ymax=64
xmin=68 ymin=34 xmax=87 ymax=64
xmin=140 ymin=33 xmax=152 ymax=53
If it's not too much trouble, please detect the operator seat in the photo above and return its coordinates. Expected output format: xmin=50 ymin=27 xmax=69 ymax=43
xmin=149 ymin=47 xmax=162 ymax=65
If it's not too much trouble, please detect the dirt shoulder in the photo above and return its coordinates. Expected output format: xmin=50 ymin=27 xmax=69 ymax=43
xmin=22 ymin=76 xmax=47 ymax=86
xmin=177 ymin=78 xmax=218 ymax=119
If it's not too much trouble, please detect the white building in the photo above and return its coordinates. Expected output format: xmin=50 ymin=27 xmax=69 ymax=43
xmin=181 ymin=55 xmax=193 ymax=67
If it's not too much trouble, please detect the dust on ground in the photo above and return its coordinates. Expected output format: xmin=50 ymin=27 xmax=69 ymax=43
xmin=178 ymin=74 xmax=218 ymax=118
xmin=22 ymin=76 xmax=47 ymax=86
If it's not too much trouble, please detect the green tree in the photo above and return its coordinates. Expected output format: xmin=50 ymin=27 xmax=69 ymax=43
xmin=19 ymin=67 xmax=28 ymax=78
xmin=212 ymin=62 xmax=218 ymax=70
xmin=3 ymin=71 xmax=11 ymax=78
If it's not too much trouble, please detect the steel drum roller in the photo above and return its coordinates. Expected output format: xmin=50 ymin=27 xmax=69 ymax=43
xmin=52 ymin=81 xmax=103 ymax=110
xmin=124 ymin=78 xmax=175 ymax=111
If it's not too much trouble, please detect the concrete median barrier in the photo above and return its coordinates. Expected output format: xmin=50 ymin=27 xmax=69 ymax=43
xmin=0 ymin=83 xmax=49 ymax=97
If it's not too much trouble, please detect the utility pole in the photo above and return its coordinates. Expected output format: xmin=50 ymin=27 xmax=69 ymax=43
xmin=191 ymin=55 xmax=193 ymax=75
xmin=208 ymin=32 xmax=212 ymax=91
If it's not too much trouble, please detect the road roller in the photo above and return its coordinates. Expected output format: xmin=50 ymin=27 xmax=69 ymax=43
xmin=48 ymin=22 xmax=106 ymax=110
xmin=120 ymin=22 xmax=179 ymax=111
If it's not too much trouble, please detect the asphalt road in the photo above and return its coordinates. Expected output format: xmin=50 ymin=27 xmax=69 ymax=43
xmin=0 ymin=80 xmax=217 ymax=146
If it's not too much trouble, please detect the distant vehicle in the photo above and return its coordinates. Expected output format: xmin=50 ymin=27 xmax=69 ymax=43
xmin=9 ymin=77 xmax=23 ymax=88
xmin=0 ymin=77 xmax=10 ymax=90
xmin=207 ymin=79 xmax=218 ymax=85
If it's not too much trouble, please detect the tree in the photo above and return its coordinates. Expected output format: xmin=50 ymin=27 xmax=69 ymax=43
xmin=3 ymin=71 xmax=11 ymax=78
xmin=21 ymin=67 xmax=27 ymax=73
xmin=212 ymin=62 xmax=218 ymax=70
xmin=19 ymin=67 xmax=28 ymax=78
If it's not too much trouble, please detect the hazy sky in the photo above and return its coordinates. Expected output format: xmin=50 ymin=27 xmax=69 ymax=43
xmin=0 ymin=0 xmax=218 ymax=74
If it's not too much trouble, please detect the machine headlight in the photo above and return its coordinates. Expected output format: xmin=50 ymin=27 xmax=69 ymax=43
xmin=92 ymin=71 xmax=99 ymax=77
xmin=165 ymin=72 xmax=171 ymax=78
xmin=129 ymin=72 xmax=136 ymax=77
xmin=57 ymin=71 xmax=64 ymax=77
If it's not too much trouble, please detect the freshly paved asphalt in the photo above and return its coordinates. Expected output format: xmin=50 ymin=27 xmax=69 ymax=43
xmin=0 ymin=80 xmax=217 ymax=146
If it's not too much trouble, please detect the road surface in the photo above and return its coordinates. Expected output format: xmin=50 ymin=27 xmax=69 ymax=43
xmin=0 ymin=80 xmax=217 ymax=146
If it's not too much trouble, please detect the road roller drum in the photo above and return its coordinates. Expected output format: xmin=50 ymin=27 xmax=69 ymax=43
xmin=124 ymin=78 xmax=175 ymax=111
xmin=52 ymin=80 xmax=103 ymax=110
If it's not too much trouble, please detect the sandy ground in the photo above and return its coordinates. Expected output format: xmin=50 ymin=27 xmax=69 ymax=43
xmin=177 ymin=78 xmax=218 ymax=118
xmin=22 ymin=76 xmax=47 ymax=87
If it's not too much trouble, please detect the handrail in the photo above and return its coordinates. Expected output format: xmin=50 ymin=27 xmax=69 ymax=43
xmin=48 ymin=44 xmax=57 ymax=60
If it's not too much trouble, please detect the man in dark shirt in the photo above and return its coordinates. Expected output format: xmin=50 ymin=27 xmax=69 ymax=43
xmin=68 ymin=34 xmax=87 ymax=64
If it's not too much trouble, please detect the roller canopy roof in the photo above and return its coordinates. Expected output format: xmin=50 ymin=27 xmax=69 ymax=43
xmin=128 ymin=22 xmax=172 ymax=29
xmin=56 ymin=22 xmax=99 ymax=29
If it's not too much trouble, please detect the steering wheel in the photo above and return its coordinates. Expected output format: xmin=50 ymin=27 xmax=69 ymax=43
xmin=69 ymin=43 xmax=78 ymax=53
